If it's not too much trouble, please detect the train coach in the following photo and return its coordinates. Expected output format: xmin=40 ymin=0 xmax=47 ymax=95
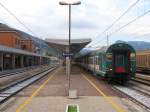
xmin=136 ymin=50 xmax=150 ymax=72
xmin=76 ymin=43 xmax=136 ymax=84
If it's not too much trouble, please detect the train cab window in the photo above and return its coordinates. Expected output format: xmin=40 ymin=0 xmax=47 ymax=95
xmin=115 ymin=55 xmax=124 ymax=65
xmin=130 ymin=53 xmax=136 ymax=60
xmin=106 ymin=53 xmax=112 ymax=61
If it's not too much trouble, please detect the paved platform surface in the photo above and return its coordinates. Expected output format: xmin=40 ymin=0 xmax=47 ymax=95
xmin=0 ymin=66 xmax=148 ymax=112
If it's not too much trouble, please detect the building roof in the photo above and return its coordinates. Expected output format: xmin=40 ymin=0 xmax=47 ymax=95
xmin=46 ymin=38 xmax=91 ymax=45
xmin=45 ymin=38 xmax=91 ymax=55
xmin=0 ymin=44 xmax=47 ymax=57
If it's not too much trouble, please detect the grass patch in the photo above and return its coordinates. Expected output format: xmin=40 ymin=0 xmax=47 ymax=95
xmin=68 ymin=105 xmax=77 ymax=112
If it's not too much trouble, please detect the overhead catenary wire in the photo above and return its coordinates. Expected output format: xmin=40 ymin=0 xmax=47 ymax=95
xmin=0 ymin=2 xmax=44 ymax=58
xmin=0 ymin=2 xmax=37 ymax=36
xmin=93 ymin=26 xmax=150 ymax=48
xmin=92 ymin=5 xmax=150 ymax=47
xmin=92 ymin=0 xmax=140 ymax=41
xmin=109 ymin=9 xmax=150 ymax=37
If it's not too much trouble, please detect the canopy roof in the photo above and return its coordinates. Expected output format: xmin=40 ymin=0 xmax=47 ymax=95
xmin=45 ymin=38 xmax=91 ymax=55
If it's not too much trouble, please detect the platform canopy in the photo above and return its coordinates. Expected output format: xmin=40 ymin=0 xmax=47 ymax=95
xmin=45 ymin=38 xmax=91 ymax=56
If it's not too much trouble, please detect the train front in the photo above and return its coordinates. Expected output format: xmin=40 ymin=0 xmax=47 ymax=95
xmin=105 ymin=43 xmax=136 ymax=83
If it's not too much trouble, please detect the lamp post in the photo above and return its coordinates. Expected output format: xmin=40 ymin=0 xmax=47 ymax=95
xmin=59 ymin=1 xmax=81 ymax=92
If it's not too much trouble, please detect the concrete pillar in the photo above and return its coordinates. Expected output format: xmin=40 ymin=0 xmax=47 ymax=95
xmin=20 ymin=55 xmax=24 ymax=68
xmin=33 ymin=56 xmax=35 ymax=65
xmin=31 ymin=56 xmax=34 ymax=66
xmin=25 ymin=56 xmax=30 ymax=67
xmin=0 ymin=53 xmax=3 ymax=71
xmin=36 ymin=57 xmax=38 ymax=65
xmin=41 ymin=57 xmax=43 ymax=65
xmin=27 ymin=57 xmax=30 ymax=66
xmin=39 ymin=57 xmax=40 ymax=65
xmin=47 ymin=58 xmax=49 ymax=65
xmin=34 ymin=57 xmax=37 ymax=65
xmin=12 ymin=54 xmax=15 ymax=69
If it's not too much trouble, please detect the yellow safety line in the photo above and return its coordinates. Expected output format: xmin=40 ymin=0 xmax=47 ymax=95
xmin=16 ymin=70 xmax=57 ymax=112
xmin=81 ymin=73 xmax=126 ymax=112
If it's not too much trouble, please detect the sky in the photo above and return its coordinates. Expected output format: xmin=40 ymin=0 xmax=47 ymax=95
xmin=0 ymin=0 xmax=150 ymax=47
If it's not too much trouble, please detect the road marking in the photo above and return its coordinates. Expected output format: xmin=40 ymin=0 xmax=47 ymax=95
xmin=81 ymin=73 xmax=126 ymax=112
xmin=16 ymin=69 xmax=58 ymax=112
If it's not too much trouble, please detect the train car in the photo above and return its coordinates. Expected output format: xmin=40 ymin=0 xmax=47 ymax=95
xmin=77 ymin=43 xmax=136 ymax=84
xmin=136 ymin=50 xmax=150 ymax=72
xmin=105 ymin=43 xmax=136 ymax=83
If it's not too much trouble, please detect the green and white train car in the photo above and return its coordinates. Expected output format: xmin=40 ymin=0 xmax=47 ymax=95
xmin=77 ymin=43 xmax=136 ymax=83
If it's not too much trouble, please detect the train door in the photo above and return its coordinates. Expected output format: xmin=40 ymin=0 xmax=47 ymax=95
xmin=99 ymin=54 xmax=102 ymax=71
xmin=99 ymin=54 xmax=106 ymax=72
xmin=93 ymin=55 xmax=96 ymax=74
xmin=113 ymin=51 xmax=129 ymax=74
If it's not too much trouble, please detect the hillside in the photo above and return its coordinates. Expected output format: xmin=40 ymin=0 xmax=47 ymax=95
xmin=116 ymin=40 xmax=150 ymax=51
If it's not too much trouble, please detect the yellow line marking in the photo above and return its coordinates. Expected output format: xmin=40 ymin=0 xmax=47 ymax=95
xmin=81 ymin=73 xmax=126 ymax=112
xmin=16 ymin=69 xmax=58 ymax=112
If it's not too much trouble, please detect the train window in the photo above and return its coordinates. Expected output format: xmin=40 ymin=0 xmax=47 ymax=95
xmin=96 ymin=56 xmax=99 ymax=65
xmin=90 ymin=57 xmax=93 ymax=64
xmin=130 ymin=53 xmax=136 ymax=60
xmin=97 ymin=56 xmax=99 ymax=65
xmin=115 ymin=55 xmax=124 ymax=65
xmin=106 ymin=53 xmax=112 ymax=60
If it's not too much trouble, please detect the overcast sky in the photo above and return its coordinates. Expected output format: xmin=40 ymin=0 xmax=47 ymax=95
xmin=0 ymin=0 xmax=150 ymax=47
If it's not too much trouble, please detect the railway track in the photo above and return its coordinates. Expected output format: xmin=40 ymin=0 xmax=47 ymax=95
xmin=112 ymin=84 xmax=150 ymax=111
xmin=0 ymin=65 xmax=51 ymax=90
xmin=0 ymin=66 xmax=57 ymax=104
xmin=132 ymin=77 xmax=150 ymax=86
xmin=132 ymin=73 xmax=150 ymax=86
xmin=0 ymin=66 xmax=41 ymax=78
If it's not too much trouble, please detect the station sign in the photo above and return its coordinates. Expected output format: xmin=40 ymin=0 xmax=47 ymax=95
xmin=62 ymin=53 xmax=74 ymax=57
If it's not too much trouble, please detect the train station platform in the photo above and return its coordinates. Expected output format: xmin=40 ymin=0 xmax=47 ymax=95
xmin=0 ymin=66 xmax=147 ymax=112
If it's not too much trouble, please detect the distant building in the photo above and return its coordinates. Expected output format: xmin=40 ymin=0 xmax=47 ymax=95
xmin=21 ymin=39 xmax=36 ymax=53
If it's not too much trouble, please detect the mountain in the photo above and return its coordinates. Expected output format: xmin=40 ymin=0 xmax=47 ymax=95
xmin=116 ymin=40 xmax=150 ymax=51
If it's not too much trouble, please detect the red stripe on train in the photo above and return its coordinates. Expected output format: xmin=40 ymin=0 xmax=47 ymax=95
xmin=115 ymin=67 xmax=125 ymax=73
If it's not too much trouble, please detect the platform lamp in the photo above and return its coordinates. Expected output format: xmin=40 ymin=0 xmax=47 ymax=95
xmin=59 ymin=0 xmax=81 ymax=96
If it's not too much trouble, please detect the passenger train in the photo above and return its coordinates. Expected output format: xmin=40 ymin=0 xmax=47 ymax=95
xmin=76 ymin=43 xmax=136 ymax=84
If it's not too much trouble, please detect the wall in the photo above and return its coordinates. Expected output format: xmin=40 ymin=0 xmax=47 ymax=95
xmin=21 ymin=39 xmax=35 ymax=52
xmin=0 ymin=32 xmax=21 ymax=49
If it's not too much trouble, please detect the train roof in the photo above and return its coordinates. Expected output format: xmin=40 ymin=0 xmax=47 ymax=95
xmin=106 ymin=42 xmax=136 ymax=53
xmin=76 ymin=43 xmax=136 ymax=58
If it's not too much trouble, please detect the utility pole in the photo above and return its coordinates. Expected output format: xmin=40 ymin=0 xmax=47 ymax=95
xmin=107 ymin=34 xmax=109 ymax=49
xmin=68 ymin=4 xmax=71 ymax=89
xmin=59 ymin=1 xmax=81 ymax=91
xmin=40 ymin=39 xmax=42 ymax=65
xmin=59 ymin=1 xmax=81 ymax=98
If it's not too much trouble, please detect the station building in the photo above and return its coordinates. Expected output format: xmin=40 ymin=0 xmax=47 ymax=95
xmin=21 ymin=38 xmax=36 ymax=53
xmin=0 ymin=24 xmax=51 ymax=71
xmin=0 ymin=31 xmax=36 ymax=53
xmin=0 ymin=31 xmax=21 ymax=49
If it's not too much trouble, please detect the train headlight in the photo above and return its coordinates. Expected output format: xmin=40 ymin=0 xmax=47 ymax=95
xmin=130 ymin=53 xmax=136 ymax=59
xmin=106 ymin=68 xmax=112 ymax=71
xmin=106 ymin=53 xmax=112 ymax=60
